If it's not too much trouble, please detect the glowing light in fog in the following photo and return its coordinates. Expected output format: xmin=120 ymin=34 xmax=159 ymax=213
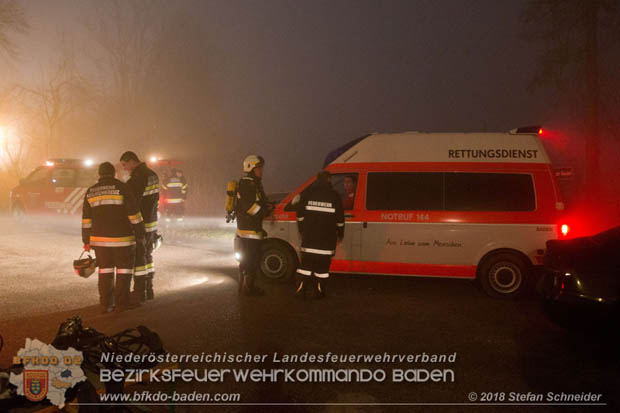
xmin=561 ymin=224 xmax=569 ymax=237
xmin=234 ymin=252 xmax=242 ymax=261
xmin=189 ymin=276 xmax=209 ymax=286
xmin=150 ymin=156 xmax=158 ymax=163
xmin=45 ymin=161 xmax=54 ymax=167
xmin=84 ymin=159 xmax=94 ymax=167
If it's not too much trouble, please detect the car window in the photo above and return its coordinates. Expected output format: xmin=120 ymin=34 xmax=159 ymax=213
xmin=76 ymin=168 xmax=97 ymax=187
xmin=51 ymin=168 xmax=76 ymax=186
xmin=331 ymin=173 xmax=359 ymax=210
xmin=366 ymin=172 xmax=443 ymax=210
xmin=24 ymin=167 xmax=50 ymax=184
xmin=366 ymin=172 xmax=535 ymax=212
xmin=445 ymin=173 xmax=535 ymax=211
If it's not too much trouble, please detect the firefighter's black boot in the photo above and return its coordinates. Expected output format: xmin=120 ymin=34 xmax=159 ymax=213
xmin=116 ymin=274 xmax=139 ymax=311
xmin=132 ymin=276 xmax=147 ymax=304
xmin=98 ymin=273 xmax=115 ymax=313
xmin=315 ymin=277 xmax=327 ymax=299
xmin=294 ymin=274 xmax=308 ymax=300
xmin=238 ymin=269 xmax=245 ymax=295
xmin=238 ymin=269 xmax=253 ymax=296
xmin=243 ymin=273 xmax=264 ymax=296
xmin=146 ymin=273 xmax=155 ymax=300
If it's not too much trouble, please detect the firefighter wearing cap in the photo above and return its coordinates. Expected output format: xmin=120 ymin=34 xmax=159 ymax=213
xmin=162 ymin=168 xmax=188 ymax=223
xmin=120 ymin=151 xmax=160 ymax=302
xmin=295 ymin=170 xmax=344 ymax=299
xmin=236 ymin=155 xmax=271 ymax=296
xmin=82 ymin=162 xmax=145 ymax=313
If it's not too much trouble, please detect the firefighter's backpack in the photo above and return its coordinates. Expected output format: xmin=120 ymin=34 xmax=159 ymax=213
xmin=225 ymin=180 xmax=238 ymax=222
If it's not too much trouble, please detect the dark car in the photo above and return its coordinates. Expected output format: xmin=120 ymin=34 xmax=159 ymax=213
xmin=540 ymin=226 xmax=620 ymax=331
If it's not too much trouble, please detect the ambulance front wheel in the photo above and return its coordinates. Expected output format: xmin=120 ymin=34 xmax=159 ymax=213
xmin=259 ymin=240 xmax=297 ymax=283
xmin=478 ymin=252 xmax=529 ymax=298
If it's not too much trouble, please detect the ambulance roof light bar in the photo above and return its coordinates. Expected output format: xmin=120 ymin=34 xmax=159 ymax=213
xmin=509 ymin=125 xmax=543 ymax=135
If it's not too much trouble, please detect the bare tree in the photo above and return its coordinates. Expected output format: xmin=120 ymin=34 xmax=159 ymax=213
xmin=87 ymin=0 xmax=162 ymax=107
xmin=523 ymin=0 xmax=620 ymax=196
xmin=0 ymin=0 xmax=28 ymax=60
xmin=21 ymin=50 xmax=92 ymax=158
xmin=80 ymin=0 xmax=169 ymax=148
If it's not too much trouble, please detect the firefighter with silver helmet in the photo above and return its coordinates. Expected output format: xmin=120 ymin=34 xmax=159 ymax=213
xmin=81 ymin=162 xmax=146 ymax=313
xmin=295 ymin=170 xmax=345 ymax=299
xmin=236 ymin=155 xmax=271 ymax=296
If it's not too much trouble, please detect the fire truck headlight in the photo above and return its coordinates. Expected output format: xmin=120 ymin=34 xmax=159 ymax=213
xmin=150 ymin=156 xmax=158 ymax=163
xmin=84 ymin=159 xmax=94 ymax=167
xmin=234 ymin=252 xmax=242 ymax=261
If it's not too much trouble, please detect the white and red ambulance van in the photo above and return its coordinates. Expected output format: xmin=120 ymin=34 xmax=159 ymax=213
xmin=259 ymin=128 xmax=567 ymax=297
xmin=9 ymin=159 xmax=97 ymax=217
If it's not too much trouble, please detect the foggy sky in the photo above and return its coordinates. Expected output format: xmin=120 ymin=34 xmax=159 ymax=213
xmin=11 ymin=0 xmax=565 ymax=191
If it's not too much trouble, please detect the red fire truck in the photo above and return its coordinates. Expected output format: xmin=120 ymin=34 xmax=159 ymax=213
xmin=9 ymin=159 xmax=97 ymax=217
xmin=146 ymin=158 xmax=185 ymax=218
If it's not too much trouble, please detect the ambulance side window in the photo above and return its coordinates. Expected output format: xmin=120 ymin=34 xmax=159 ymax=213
xmin=330 ymin=173 xmax=359 ymax=210
xmin=366 ymin=172 xmax=443 ymax=210
xmin=283 ymin=173 xmax=359 ymax=212
xmin=445 ymin=173 xmax=535 ymax=211
xmin=51 ymin=168 xmax=76 ymax=187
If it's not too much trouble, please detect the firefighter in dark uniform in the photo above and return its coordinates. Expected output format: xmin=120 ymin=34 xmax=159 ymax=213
xmin=236 ymin=155 xmax=271 ymax=296
xmin=162 ymin=168 xmax=187 ymax=223
xmin=295 ymin=170 xmax=345 ymax=299
xmin=82 ymin=162 xmax=145 ymax=313
xmin=120 ymin=151 xmax=160 ymax=302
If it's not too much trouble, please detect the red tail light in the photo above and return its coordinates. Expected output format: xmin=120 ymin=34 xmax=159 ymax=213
xmin=538 ymin=128 xmax=543 ymax=135
xmin=560 ymin=224 xmax=569 ymax=237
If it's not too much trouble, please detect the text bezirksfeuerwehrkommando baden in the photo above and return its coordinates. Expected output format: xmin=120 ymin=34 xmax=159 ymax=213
xmin=101 ymin=351 xmax=457 ymax=365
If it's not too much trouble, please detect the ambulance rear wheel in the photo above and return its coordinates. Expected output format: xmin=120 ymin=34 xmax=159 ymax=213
xmin=259 ymin=240 xmax=297 ymax=283
xmin=478 ymin=252 xmax=529 ymax=298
